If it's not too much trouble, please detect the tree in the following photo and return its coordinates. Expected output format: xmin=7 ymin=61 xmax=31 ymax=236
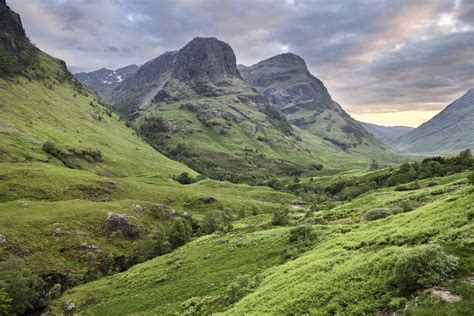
xmin=201 ymin=211 xmax=222 ymax=234
xmin=168 ymin=218 xmax=192 ymax=248
xmin=0 ymin=259 xmax=44 ymax=314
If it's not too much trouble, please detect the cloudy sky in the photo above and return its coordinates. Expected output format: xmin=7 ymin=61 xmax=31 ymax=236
xmin=9 ymin=0 xmax=474 ymax=126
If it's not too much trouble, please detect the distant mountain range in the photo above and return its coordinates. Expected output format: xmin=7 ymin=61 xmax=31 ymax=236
xmin=75 ymin=65 xmax=138 ymax=97
xmin=393 ymin=89 xmax=474 ymax=155
xmin=358 ymin=122 xmax=413 ymax=146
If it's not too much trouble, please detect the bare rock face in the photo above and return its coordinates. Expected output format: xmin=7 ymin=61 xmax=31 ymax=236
xmin=104 ymin=212 xmax=140 ymax=239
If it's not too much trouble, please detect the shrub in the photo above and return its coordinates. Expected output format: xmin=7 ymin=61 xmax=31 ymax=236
xmin=271 ymin=209 xmax=289 ymax=226
xmin=0 ymin=286 xmax=12 ymax=316
xmin=394 ymin=244 xmax=458 ymax=295
xmin=0 ymin=259 xmax=44 ymax=314
xmin=201 ymin=211 xmax=222 ymax=234
xmin=363 ymin=208 xmax=392 ymax=221
xmin=289 ymin=225 xmax=314 ymax=245
xmin=175 ymin=172 xmax=194 ymax=185
xmin=226 ymin=275 xmax=257 ymax=305
xmin=168 ymin=218 xmax=192 ymax=248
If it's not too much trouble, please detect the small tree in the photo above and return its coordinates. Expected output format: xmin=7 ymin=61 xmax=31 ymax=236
xmin=201 ymin=211 xmax=222 ymax=234
xmin=168 ymin=218 xmax=192 ymax=248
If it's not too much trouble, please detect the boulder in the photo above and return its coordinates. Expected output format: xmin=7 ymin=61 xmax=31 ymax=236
xmin=0 ymin=234 xmax=7 ymax=245
xmin=199 ymin=196 xmax=217 ymax=204
xmin=80 ymin=242 xmax=99 ymax=251
xmin=134 ymin=204 xmax=144 ymax=212
xmin=104 ymin=212 xmax=140 ymax=239
xmin=64 ymin=300 xmax=75 ymax=313
xmin=53 ymin=227 xmax=70 ymax=236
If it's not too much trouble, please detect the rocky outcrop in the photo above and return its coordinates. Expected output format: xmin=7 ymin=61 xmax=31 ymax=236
xmin=103 ymin=212 xmax=140 ymax=239
xmin=0 ymin=0 xmax=38 ymax=76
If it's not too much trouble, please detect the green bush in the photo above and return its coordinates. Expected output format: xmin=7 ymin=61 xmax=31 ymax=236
xmin=226 ymin=275 xmax=255 ymax=305
xmin=175 ymin=172 xmax=194 ymax=185
xmin=394 ymin=244 xmax=458 ymax=294
xmin=363 ymin=208 xmax=392 ymax=221
xmin=289 ymin=225 xmax=314 ymax=245
xmin=168 ymin=218 xmax=192 ymax=249
xmin=271 ymin=209 xmax=289 ymax=226
xmin=0 ymin=259 xmax=44 ymax=314
xmin=201 ymin=211 xmax=222 ymax=234
xmin=0 ymin=286 xmax=12 ymax=316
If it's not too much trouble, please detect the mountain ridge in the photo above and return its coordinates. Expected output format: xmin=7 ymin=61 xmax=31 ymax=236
xmin=394 ymin=89 xmax=474 ymax=154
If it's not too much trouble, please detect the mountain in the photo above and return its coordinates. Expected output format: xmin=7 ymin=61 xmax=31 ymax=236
xmin=100 ymin=37 xmax=395 ymax=180
xmin=359 ymin=121 xmax=413 ymax=146
xmin=0 ymin=0 xmax=192 ymax=177
xmin=239 ymin=53 xmax=393 ymax=157
xmin=74 ymin=64 xmax=138 ymax=97
xmin=394 ymin=89 xmax=474 ymax=154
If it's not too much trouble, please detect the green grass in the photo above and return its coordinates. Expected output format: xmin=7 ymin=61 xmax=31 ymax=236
xmin=50 ymin=172 xmax=473 ymax=315
xmin=0 ymin=54 xmax=194 ymax=177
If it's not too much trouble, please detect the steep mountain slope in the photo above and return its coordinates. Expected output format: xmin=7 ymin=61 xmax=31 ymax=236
xmin=239 ymin=53 xmax=394 ymax=157
xmin=359 ymin=121 xmax=413 ymax=146
xmin=394 ymin=89 xmax=474 ymax=154
xmin=100 ymin=38 xmax=399 ymax=181
xmin=74 ymin=64 xmax=138 ymax=98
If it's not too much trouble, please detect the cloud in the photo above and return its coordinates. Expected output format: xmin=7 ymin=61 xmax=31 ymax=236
xmin=7 ymin=0 xmax=474 ymax=126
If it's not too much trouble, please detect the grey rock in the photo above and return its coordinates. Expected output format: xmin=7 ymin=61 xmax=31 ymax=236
xmin=199 ymin=196 xmax=217 ymax=204
xmin=0 ymin=234 xmax=7 ymax=245
xmin=80 ymin=242 xmax=99 ymax=250
xmin=104 ymin=212 xmax=140 ymax=239
xmin=53 ymin=227 xmax=70 ymax=236
xmin=64 ymin=300 xmax=75 ymax=312
xmin=134 ymin=204 xmax=144 ymax=212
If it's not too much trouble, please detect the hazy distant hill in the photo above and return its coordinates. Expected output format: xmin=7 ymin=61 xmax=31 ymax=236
xmin=394 ymin=89 xmax=474 ymax=154
xmin=359 ymin=121 xmax=413 ymax=146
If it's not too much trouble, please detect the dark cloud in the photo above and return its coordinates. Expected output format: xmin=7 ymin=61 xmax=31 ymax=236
xmin=7 ymin=0 xmax=474 ymax=125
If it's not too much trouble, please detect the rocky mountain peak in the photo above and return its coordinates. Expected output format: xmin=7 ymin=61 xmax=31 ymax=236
xmin=173 ymin=37 xmax=241 ymax=83
xmin=260 ymin=53 xmax=307 ymax=69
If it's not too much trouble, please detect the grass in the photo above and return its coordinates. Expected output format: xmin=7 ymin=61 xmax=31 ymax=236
xmin=0 ymin=54 xmax=194 ymax=177
xmin=50 ymin=171 xmax=473 ymax=315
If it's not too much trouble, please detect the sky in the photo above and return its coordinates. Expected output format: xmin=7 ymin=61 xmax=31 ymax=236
xmin=8 ymin=0 xmax=474 ymax=127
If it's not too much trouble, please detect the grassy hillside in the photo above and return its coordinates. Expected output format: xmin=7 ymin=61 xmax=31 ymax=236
xmin=0 ymin=53 xmax=194 ymax=178
xmin=51 ymin=164 xmax=473 ymax=315
xmin=135 ymin=93 xmax=402 ymax=184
